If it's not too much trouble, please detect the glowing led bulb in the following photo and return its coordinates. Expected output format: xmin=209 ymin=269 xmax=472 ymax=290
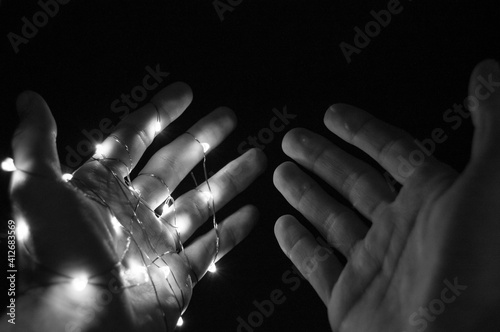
xmin=71 ymin=276 xmax=88 ymax=291
xmin=176 ymin=316 xmax=184 ymax=327
xmin=110 ymin=216 xmax=121 ymax=231
xmin=124 ymin=264 xmax=149 ymax=284
xmin=62 ymin=173 xmax=73 ymax=181
xmin=128 ymin=185 xmax=140 ymax=194
xmin=201 ymin=191 xmax=213 ymax=203
xmin=1 ymin=158 xmax=16 ymax=172
xmin=95 ymin=144 xmax=105 ymax=156
xmin=208 ymin=262 xmax=216 ymax=273
xmin=159 ymin=266 xmax=171 ymax=278
xmin=154 ymin=121 xmax=162 ymax=133
xmin=201 ymin=143 xmax=210 ymax=153
xmin=16 ymin=221 xmax=29 ymax=242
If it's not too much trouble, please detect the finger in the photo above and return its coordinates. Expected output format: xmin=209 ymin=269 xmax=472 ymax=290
xmin=11 ymin=91 xmax=61 ymax=179
xmin=274 ymin=162 xmax=367 ymax=256
xmin=184 ymin=205 xmax=259 ymax=285
xmin=85 ymin=82 xmax=192 ymax=176
xmin=132 ymin=107 xmax=237 ymax=208
xmin=467 ymin=59 xmax=500 ymax=163
xmin=275 ymin=215 xmax=343 ymax=306
xmin=324 ymin=103 xmax=442 ymax=183
xmin=282 ymin=128 xmax=395 ymax=220
xmin=169 ymin=148 xmax=266 ymax=242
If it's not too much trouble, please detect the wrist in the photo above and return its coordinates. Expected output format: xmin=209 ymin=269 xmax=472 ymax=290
xmin=5 ymin=264 xmax=137 ymax=332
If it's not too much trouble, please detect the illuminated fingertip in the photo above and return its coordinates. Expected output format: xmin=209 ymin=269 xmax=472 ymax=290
xmin=201 ymin=143 xmax=210 ymax=153
xmin=1 ymin=158 xmax=16 ymax=172
xmin=176 ymin=316 xmax=184 ymax=327
xmin=128 ymin=185 xmax=139 ymax=194
xmin=62 ymin=173 xmax=73 ymax=181
xmin=71 ymin=275 xmax=88 ymax=291
xmin=208 ymin=262 xmax=216 ymax=273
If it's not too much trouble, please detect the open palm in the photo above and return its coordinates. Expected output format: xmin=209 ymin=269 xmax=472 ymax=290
xmin=274 ymin=60 xmax=500 ymax=331
xmin=6 ymin=83 xmax=265 ymax=332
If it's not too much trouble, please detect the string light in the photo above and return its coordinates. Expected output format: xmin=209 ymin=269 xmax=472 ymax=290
xmin=155 ymin=121 xmax=162 ymax=133
xmin=62 ymin=173 xmax=73 ymax=181
xmin=186 ymin=133 xmax=220 ymax=268
xmin=201 ymin=142 xmax=210 ymax=153
xmin=110 ymin=216 xmax=122 ymax=231
xmin=123 ymin=264 xmax=150 ymax=285
xmin=208 ymin=262 xmax=217 ymax=273
xmin=95 ymin=144 xmax=105 ymax=156
xmin=3 ymin=128 xmax=220 ymax=331
xmin=160 ymin=266 xmax=171 ymax=278
xmin=71 ymin=275 xmax=89 ymax=291
xmin=16 ymin=220 xmax=29 ymax=242
xmin=1 ymin=157 xmax=16 ymax=172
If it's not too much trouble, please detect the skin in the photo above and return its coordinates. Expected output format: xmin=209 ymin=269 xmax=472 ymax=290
xmin=274 ymin=59 xmax=500 ymax=331
xmin=2 ymin=82 xmax=266 ymax=332
xmin=2 ymin=60 xmax=499 ymax=331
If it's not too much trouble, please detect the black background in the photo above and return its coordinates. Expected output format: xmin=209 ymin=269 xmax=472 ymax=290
xmin=0 ymin=1 xmax=499 ymax=331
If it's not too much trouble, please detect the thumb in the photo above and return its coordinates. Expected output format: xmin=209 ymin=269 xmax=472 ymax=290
xmin=467 ymin=59 xmax=500 ymax=163
xmin=11 ymin=91 xmax=61 ymax=180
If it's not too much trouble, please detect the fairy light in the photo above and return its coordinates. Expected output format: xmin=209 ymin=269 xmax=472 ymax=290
xmin=201 ymin=191 xmax=213 ymax=203
xmin=110 ymin=216 xmax=121 ymax=231
xmin=16 ymin=220 xmax=29 ymax=242
xmin=208 ymin=262 xmax=217 ymax=273
xmin=171 ymin=212 xmax=189 ymax=235
xmin=201 ymin=142 xmax=210 ymax=153
xmin=95 ymin=144 xmax=105 ymax=156
xmin=187 ymin=132 xmax=220 ymax=268
xmin=155 ymin=121 xmax=162 ymax=133
xmin=154 ymin=103 xmax=162 ymax=134
xmin=62 ymin=173 xmax=73 ymax=181
xmin=71 ymin=275 xmax=88 ymax=291
xmin=1 ymin=157 xmax=16 ymax=172
xmin=160 ymin=266 xmax=171 ymax=278
xmin=3 ymin=128 xmax=220 ymax=331
xmin=123 ymin=263 xmax=150 ymax=284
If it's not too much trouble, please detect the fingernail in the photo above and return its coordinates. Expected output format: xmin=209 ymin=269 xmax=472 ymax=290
xmin=298 ymin=130 xmax=314 ymax=148
xmin=328 ymin=104 xmax=339 ymax=113
xmin=324 ymin=104 xmax=343 ymax=125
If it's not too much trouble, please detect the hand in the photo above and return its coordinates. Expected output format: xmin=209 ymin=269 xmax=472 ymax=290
xmin=4 ymin=83 xmax=266 ymax=332
xmin=273 ymin=60 xmax=500 ymax=331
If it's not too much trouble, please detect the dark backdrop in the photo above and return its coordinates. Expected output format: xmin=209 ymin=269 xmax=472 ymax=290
xmin=1 ymin=1 xmax=499 ymax=331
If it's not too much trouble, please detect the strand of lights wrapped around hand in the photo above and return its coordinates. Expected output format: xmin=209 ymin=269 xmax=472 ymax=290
xmin=2 ymin=114 xmax=219 ymax=330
